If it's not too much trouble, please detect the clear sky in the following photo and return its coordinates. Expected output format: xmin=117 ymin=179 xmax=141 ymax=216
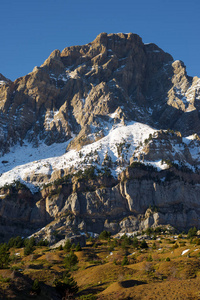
xmin=1 ymin=0 xmax=200 ymax=81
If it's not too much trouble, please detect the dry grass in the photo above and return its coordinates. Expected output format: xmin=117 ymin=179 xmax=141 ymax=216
xmin=0 ymin=234 xmax=200 ymax=299
xmin=99 ymin=277 xmax=200 ymax=300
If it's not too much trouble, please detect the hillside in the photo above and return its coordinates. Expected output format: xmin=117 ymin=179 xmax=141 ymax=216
xmin=0 ymin=231 xmax=200 ymax=299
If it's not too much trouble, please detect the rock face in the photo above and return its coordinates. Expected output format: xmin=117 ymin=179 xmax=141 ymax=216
xmin=1 ymin=33 xmax=200 ymax=242
xmin=0 ymin=33 xmax=200 ymax=155
xmin=1 ymin=165 xmax=200 ymax=242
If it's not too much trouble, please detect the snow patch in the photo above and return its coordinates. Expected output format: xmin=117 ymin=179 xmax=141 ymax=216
xmin=181 ymin=249 xmax=190 ymax=255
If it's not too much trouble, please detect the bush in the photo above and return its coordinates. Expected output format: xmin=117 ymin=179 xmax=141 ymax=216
xmin=58 ymin=245 xmax=63 ymax=251
xmin=172 ymin=243 xmax=179 ymax=249
xmin=130 ymin=162 xmax=157 ymax=172
xmin=146 ymin=255 xmax=153 ymax=262
xmin=140 ymin=240 xmax=148 ymax=249
xmin=132 ymin=237 xmax=139 ymax=248
xmin=32 ymin=279 xmax=41 ymax=295
xmin=152 ymin=242 xmax=156 ymax=250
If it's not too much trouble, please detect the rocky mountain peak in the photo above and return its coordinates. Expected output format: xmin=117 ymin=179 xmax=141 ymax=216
xmin=0 ymin=73 xmax=11 ymax=85
xmin=1 ymin=33 xmax=200 ymax=241
xmin=0 ymin=32 xmax=199 ymax=156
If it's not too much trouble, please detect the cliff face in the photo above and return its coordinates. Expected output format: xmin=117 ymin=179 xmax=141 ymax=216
xmin=1 ymin=165 xmax=200 ymax=242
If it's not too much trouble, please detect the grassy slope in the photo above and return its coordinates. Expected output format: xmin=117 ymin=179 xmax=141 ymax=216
xmin=0 ymin=234 xmax=200 ymax=299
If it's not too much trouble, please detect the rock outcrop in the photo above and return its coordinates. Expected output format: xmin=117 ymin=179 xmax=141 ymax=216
xmin=1 ymin=165 xmax=200 ymax=242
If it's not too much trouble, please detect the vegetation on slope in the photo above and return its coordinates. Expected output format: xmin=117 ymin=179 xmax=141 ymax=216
xmin=0 ymin=228 xmax=199 ymax=299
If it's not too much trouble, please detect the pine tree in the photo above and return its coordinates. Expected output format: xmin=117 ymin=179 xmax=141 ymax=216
xmin=54 ymin=270 xmax=78 ymax=297
xmin=64 ymin=239 xmax=71 ymax=252
xmin=0 ymin=244 xmax=10 ymax=269
xmin=64 ymin=251 xmax=78 ymax=270
xmin=121 ymin=255 xmax=129 ymax=266
xmin=75 ymin=242 xmax=82 ymax=252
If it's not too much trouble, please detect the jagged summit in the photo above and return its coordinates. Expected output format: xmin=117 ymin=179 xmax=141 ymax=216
xmin=0 ymin=32 xmax=199 ymax=158
xmin=0 ymin=73 xmax=11 ymax=85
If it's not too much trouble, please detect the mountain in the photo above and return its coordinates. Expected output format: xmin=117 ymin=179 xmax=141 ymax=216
xmin=0 ymin=33 xmax=200 ymax=243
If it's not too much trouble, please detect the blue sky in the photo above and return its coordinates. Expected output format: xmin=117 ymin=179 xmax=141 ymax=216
xmin=1 ymin=0 xmax=200 ymax=81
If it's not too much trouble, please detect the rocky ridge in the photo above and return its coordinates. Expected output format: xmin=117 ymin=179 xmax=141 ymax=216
xmin=1 ymin=33 xmax=200 ymax=242
xmin=0 ymin=33 xmax=200 ymax=155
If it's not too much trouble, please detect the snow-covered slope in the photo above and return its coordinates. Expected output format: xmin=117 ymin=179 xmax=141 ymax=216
xmin=1 ymin=120 xmax=200 ymax=193
xmin=0 ymin=121 xmax=156 ymax=192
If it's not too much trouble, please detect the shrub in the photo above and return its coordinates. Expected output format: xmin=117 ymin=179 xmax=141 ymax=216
xmin=152 ymin=242 xmax=156 ymax=250
xmin=172 ymin=243 xmax=179 ymax=249
xmin=130 ymin=162 xmax=157 ymax=172
xmin=193 ymin=238 xmax=200 ymax=245
xmin=58 ymin=245 xmax=63 ymax=251
xmin=32 ymin=279 xmax=41 ymax=295
xmin=121 ymin=256 xmax=129 ymax=266
xmin=132 ymin=237 xmax=139 ymax=248
xmin=146 ymin=255 xmax=153 ymax=262
xmin=140 ymin=240 xmax=148 ymax=249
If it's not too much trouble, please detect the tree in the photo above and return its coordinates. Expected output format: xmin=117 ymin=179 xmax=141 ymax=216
xmin=7 ymin=236 xmax=24 ymax=249
xmin=187 ymin=227 xmax=197 ymax=239
xmin=132 ymin=236 xmax=139 ymax=248
xmin=99 ymin=230 xmax=111 ymax=240
xmin=24 ymin=236 xmax=36 ymax=256
xmin=37 ymin=239 xmax=49 ymax=247
xmin=64 ymin=251 xmax=78 ymax=270
xmin=0 ymin=244 xmax=10 ymax=269
xmin=64 ymin=239 xmax=71 ymax=252
xmin=54 ymin=270 xmax=78 ymax=297
xmin=121 ymin=255 xmax=129 ymax=266
xmin=75 ymin=242 xmax=82 ymax=252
